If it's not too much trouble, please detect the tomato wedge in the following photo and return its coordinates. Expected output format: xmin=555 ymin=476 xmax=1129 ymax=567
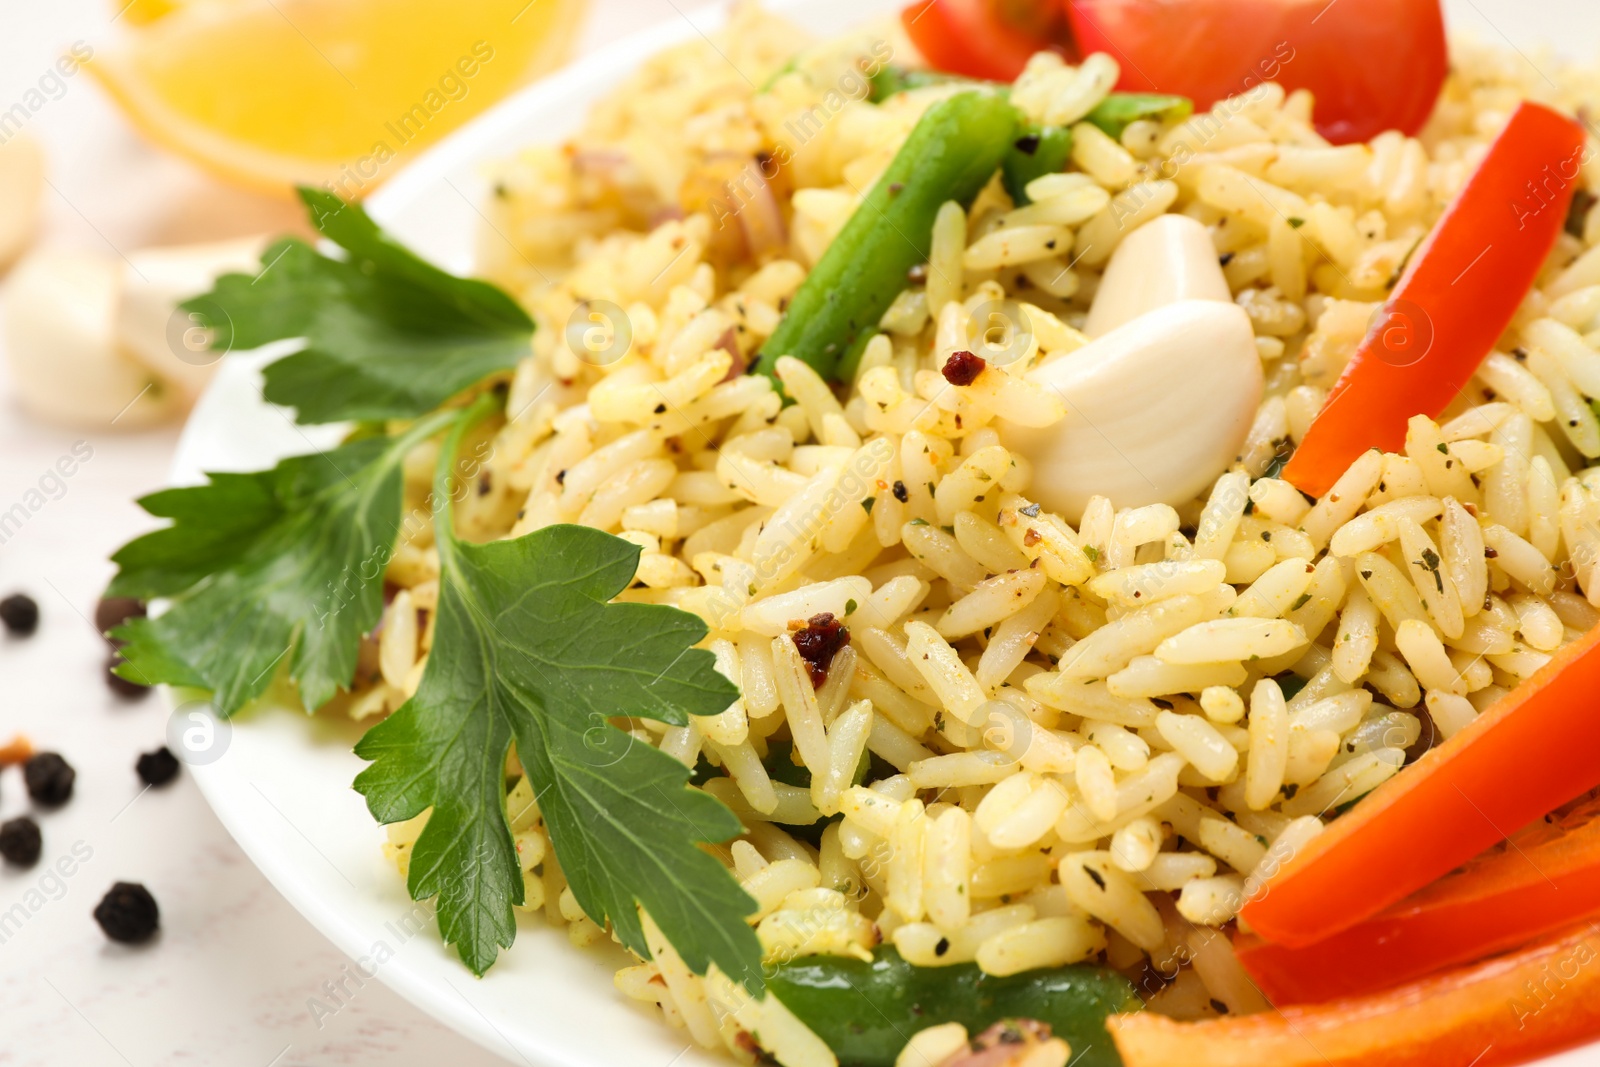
xmin=1240 ymin=624 xmax=1600 ymax=950
xmin=1062 ymin=0 xmax=1447 ymax=144
xmin=902 ymin=0 xmax=1064 ymax=82
xmin=1282 ymin=100 xmax=1586 ymax=498
xmin=1236 ymin=798 xmax=1600 ymax=1004
xmin=1110 ymin=921 xmax=1600 ymax=1067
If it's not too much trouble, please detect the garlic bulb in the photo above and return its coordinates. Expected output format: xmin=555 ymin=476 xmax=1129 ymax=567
xmin=117 ymin=236 xmax=265 ymax=401
xmin=5 ymin=248 xmax=180 ymax=428
xmin=0 ymin=133 xmax=44 ymax=271
xmin=1084 ymin=214 xmax=1231 ymax=338
xmin=998 ymin=300 xmax=1262 ymax=521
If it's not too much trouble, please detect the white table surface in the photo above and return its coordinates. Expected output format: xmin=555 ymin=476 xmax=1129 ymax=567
xmin=0 ymin=3 xmax=710 ymax=1065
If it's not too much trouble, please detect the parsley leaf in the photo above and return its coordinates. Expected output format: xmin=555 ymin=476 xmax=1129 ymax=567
xmin=109 ymin=407 xmax=457 ymax=715
xmin=185 ymin=187 xmax=533 ymax=425
xmin=353 ymin=411 xmax=761 ymax=986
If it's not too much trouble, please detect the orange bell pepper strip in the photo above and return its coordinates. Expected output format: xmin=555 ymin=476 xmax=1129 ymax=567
xmin=1240 ymin=624 xmax=1600 ymax=948
xmin=1282 ymin=101 xmax=1586 ymax=498
xmin=1109 ymin=921 xmax=1600 ymax=1067
xmin=1235 ymin=801 xmax=1600 ymax=1004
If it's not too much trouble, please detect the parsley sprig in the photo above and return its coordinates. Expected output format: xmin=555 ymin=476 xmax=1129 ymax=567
xmin=110 ymin=406 xmax=459 ymax=715
xmin=111 ymin=193 xmax=763 ymax=989
xmin=186 ymin=187 xmax=533 ymax=425
xmin=354 ymin=399 xmax=762 ymax=985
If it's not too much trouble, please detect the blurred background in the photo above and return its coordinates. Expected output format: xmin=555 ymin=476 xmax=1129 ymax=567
xmin=0 ymin=2 xmax=702 ymax=1064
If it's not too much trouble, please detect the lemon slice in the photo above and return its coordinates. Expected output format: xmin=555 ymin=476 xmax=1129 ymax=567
xmin=88 ymin=0 xmax=586 ymax=196
xmin=117 ymin=0 xmax=189 ymax=28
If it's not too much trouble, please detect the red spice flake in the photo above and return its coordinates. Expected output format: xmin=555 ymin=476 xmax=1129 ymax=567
xmin=0 ymin=734 xmax=34 ymax=767
xmin=792 ymin=612 xmax=850 ymax=688
xmin=941 ymin=350 xmax=987 ymax=387
xmin=1022 ymin=527 xmax=1042 ymax=547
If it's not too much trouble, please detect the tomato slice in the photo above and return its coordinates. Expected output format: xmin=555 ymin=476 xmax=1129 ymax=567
xmin=1235 ymin=797 xmax=1600 ymax=1005
xmin=903 ymin=0 xmax=1064 ymax=82
xmin=1063 ymin=0 xmax=1447 ymax=144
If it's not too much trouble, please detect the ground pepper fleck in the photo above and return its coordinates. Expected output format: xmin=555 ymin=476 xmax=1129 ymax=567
xmin=94 ymin=882 xmax=160 ymax=943
xmin=791 ymin=612 xmax=850 ymax=688
xmin=941 ymin=350 xmax=986 ymax=386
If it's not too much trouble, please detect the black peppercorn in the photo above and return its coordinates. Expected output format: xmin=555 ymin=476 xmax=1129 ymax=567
xmin=23 ymin=752 xmax=75 ymax=806
xmin=136 ymin=748 xmax=180 ymax=787
xmin=0 ymin=594 xmax=39 ymax=636
xmin=0 ymin=816 xmax=41 ymax=866
xmin=106 ymin=653 xmax=151 ymax=700
xmin=93 ymin=882 xmax=160 ymax=943
xmin=95 ymin=596 xmax=146 ymax=643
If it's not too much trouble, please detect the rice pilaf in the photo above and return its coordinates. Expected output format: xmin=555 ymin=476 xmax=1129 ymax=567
xmin=361 ymin=8 xmax=1600 ymax=1065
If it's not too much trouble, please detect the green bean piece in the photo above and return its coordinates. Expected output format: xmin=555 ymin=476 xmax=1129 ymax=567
xmin=767 ymin=947 xmax=1142 ymax=1067
xmin=760 ymin=56 xmax=800 ymax=92
xmin=866 ymin=66 xmax=981 ymax=103
xmin=763 ymin=740 xmax=870 ymax=795
xmin=1084 ymin=92 xmax=1194 ymax=140
xmin=756 ymin=91 xmax=1019 ymax=386
xmin=1002 ymin=125 xmax=1074 ymax=206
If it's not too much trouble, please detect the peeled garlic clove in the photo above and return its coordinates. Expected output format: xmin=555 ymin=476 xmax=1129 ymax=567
xmin=999 ymin=300 xmax=1261 ymax=521
xmin=117 ymin=236 xmax=266 ymax=401
xmin=0 ymin=133 xmax=44 ymax=271
xmin=5 ymin=248 xmax=180 ymax=428
xmin=1084 ymin=214 xmax=1231 ymax=338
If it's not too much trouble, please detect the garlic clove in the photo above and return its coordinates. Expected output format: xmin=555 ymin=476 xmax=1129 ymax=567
xmin=0 ymin=133 xmax=45 ymax=272
xmin=1084 ymin=214 xmax=1231 ymax=338
xmin=4 ymin=248 xmax=181 ymax=429
xmin=116 ymin=236 xmax=266 ymax=401
xmin=999 ymin=300 xmax=1262 ymax=522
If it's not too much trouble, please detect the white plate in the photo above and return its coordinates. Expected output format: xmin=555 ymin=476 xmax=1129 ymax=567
xmin=171 ymin=3 xmax=1600 ymax=1065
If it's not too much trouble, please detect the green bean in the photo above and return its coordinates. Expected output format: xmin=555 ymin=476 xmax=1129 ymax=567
xmin=1083 ymin=93 xmax=1193 ymax=140
xmin=767 ymin=947 xmax=1142 ymax=1067
xmin=755 ymin=90 xmax=1019 ymax=386
xmin=1002 ymin=94 xmax=1191 ymax=205
xmin=763 ymin=740 xmax=869 ymax=794
xmin=866 ymin=66 xmax=976 ymax=103
xmin=1002 ymin=125 xmax=1074 ymax=206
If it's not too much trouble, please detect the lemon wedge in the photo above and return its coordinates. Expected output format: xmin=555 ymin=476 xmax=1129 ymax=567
xmin=88 ymin=0 xmax=587 ymax=196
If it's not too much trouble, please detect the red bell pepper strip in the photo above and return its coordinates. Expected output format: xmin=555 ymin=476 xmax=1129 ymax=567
xmin=1240 ymin=624 xmax=1600 ymax=949
xmin=902 ymin=0 xmax=1063 ymax=83
xmin=1282 ymin=101 xmax=1586 ymax=499
xmin=1110 ymin=920 xmax=1600 ymax=1067
xmin=1235 ymin=799 xmax=1600 ymax=1004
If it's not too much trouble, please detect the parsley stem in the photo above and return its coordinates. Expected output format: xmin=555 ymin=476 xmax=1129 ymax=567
xmin=429 ymin=391 xmax=505 ymax=566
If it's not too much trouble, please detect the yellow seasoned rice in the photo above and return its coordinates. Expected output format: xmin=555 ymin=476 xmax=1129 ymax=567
xmin=365 ymin=6 xmax=1600 ymax=1064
